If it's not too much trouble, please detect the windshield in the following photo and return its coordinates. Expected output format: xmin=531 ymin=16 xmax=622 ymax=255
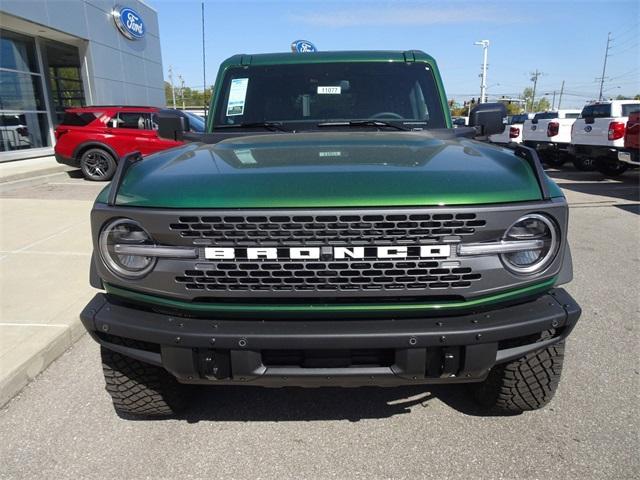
xmin=581 ymin=104 xmax=611 ymax=118
xmin=510 ymin=115 xmax=528 ymax=124
xmin=213 ymin=61 xmax=446 ymax=130
xmin=533 ymin=112 xmax=557 ymax=121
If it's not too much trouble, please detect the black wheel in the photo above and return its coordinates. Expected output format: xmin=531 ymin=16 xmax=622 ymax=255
xmin=596 ymin=159 xmax=629 ymax=177
xmin=572 ymin=156 xmax=596 ymax=171
xmin=80 ymin=148 xmax=117 ymax=181
xmin=469 ymin=333 xmax=564 ymax=414
xmin=542 ymin=151 xmax=567 ymax=168
xmin=101 ymin=344 xmax=191 ymax=417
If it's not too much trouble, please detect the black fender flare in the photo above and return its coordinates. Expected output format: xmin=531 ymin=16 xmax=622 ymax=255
xmin=73 ymin=141 xmax=120 ymax=163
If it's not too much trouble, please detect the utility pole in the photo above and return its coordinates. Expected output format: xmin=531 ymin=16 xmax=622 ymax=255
xmin=202 ymin=1 xmax=207 ymax=121
xmin=168 ymin=65 xmax=176 ymax=108
xmin=178 ymin=74 xmax=185 ymax=110
xmin=551 ymin=91 xmax=556 ymax=110
xmin=529 ymin=70 xmax=543 ymax=112
xmin=474 ymin=40 xmax=490 ymax=103
xmin=557 ymin=80 xmax=565 ymax=110
xmin=597 ymin=32 xmax=612 ymax=101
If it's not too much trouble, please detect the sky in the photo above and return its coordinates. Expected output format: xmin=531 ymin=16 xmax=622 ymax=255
xmin=153 ymin=0 xmax=639 ymax=109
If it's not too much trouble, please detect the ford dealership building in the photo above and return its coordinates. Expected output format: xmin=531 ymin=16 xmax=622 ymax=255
xmin=0 ymin=0 xmax=165 ymax=161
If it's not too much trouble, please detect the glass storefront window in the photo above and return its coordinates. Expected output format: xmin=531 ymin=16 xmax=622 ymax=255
xmin=0 ymin=112 xmax=49 ymax=151
xmin=0 ymin=70 xmax=46 ymax=110
xmin=0 ymin=30 xmax=38 ymax=72
xmin=0 ymin=29 xmax=52 ymax=154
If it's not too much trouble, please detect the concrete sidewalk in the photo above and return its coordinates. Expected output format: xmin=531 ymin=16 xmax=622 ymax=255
xmin=0 ymin=156 xmax=74 ymax=194
xmin=0 ymin=163 xmax=96 ymax=406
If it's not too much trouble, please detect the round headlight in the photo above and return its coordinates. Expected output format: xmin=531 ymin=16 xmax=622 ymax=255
xmin=99 ymin=218 xmax=156 ymax=279
xmin=501 ymin=214 xmax=559 ymax=274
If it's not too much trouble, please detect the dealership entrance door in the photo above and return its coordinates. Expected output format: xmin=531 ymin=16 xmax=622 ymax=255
xmin=42 ymin=41 xmax=86 ymax=125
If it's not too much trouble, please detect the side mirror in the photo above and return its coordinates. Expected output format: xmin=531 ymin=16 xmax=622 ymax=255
xmin=469 ymin=102 xmax=507 ymax=137
xmin=157 ymin=111 xmax=190 ymax=141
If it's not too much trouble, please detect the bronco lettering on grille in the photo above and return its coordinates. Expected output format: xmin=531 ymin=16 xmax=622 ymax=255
xmin=204 ymin=245 xmax=451 ymax=260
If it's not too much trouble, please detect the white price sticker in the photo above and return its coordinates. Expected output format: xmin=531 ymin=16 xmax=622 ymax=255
xmin=317 ymin=86 xmax=341 ymax=95
xmin=226 ymin=78 xmax=249 ymax=116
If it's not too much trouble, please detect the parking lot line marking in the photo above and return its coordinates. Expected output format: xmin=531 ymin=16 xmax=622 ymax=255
xmin=0 ymin=323 xmax=68 ymax=328
xmin=13 ymin=222 xmax=86 ymax=253
xmin=47 ymin=182 xmax=101 ymax=186
xmin=0 ymin=251 xmax=91 ymax=256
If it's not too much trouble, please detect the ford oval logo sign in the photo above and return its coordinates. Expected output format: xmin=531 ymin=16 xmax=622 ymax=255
xmin=114 ymin=6 xmax=145 ymax=40
xmin=291 ymin=40 xmax=317 ymax=53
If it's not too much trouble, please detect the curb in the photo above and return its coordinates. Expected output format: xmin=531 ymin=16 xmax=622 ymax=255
xmin=0 ymin=322 xmax=86 ymax=408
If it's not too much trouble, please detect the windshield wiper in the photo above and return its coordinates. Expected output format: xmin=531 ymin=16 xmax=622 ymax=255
xmin=214 ymin=121 xmax=289 ymax=132
xmin=316 ymin=120 xmax=411 ymax=131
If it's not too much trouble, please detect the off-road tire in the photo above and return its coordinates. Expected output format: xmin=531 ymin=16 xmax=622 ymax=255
xmin=469 ymin=338 xmax=564 ymax=414
xmin=80 ymin=148 xmax=117 ymax=181
xmin=572 ymin=156 xmax=596 ymax=171
xmin=596 ymin=159 xmax=629 ymax=177
xmin=101 ymin=345 xmax=190 ymax=417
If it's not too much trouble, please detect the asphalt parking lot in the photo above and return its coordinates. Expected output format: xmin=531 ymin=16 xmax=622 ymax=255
xmin=0 ymin=166 xmax=639 ymax=479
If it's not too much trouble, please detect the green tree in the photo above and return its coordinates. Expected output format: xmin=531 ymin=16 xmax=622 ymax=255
xmin=521 ymin=87 xmax=551 ymax=112
xmin=165 ymin=81 xmax=214 ymax=108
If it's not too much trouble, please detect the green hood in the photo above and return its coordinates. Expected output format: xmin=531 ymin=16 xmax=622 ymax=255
xmin=102 ymin=132 xmax=561 ymax=208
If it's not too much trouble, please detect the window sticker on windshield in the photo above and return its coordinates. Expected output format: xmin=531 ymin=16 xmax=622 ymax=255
xmin=317 ymin=86 xmax=341 ymax=95
xmin=226 ymin=78 xmax=249 ymax=116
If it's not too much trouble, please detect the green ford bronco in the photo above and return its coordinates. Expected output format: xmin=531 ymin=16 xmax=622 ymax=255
xmin=81 ymin=50 xmax=581 ymax=417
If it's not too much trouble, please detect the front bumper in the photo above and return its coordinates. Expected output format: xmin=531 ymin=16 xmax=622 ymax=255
xmin=81 ymin=289 xmax=581 ymax=387
xmin=55 ymin=152 xmax=79 ymax=167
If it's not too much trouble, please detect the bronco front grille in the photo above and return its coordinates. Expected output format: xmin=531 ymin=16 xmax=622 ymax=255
xmin=169 ymin=213 xmax=487 ymax=246
xmin=176 ymin=260 xmax=482 ymax=293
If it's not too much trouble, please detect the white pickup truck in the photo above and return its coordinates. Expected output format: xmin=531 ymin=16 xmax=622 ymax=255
xmin=522 ymin=110 xmax=581 ymax=167
xmin=570 ymin=100 xmax=640 ymax=173
xmin=488 ymin=113 xmax=534 ymax=145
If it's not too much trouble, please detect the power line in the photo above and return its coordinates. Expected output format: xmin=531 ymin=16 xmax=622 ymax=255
xmin=611 ymin=42 xmax=640 ymax=57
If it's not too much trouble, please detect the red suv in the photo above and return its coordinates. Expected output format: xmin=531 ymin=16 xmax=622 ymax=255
xmin=617 ymin=111 xmax=640 ymax=171
xmin=54 ymin=106 xmax=203 ymax=180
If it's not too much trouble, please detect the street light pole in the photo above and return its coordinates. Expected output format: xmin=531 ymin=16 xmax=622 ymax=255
xmin=168 ymin=65 xmax=176 ymax=109
xmin=178 ymin=74 xmax=185 ymax=110
xmin=474 ymin=40 xmax=490 ymax=103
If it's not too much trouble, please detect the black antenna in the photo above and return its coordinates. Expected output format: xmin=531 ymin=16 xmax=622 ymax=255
xmin=202 ymin=1 xmax=207 ymax=122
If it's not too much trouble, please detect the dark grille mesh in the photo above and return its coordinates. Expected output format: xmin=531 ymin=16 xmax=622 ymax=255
xmin=176 ymin=260 xmax=482 ymax=293
xmin=170 ymin=213 xmax=486 ymax=246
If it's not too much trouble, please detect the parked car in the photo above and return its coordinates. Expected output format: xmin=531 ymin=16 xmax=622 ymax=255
xmin=172 ymin=109 xmax=206 ymax=132
xmin=569 ymin=100 xmax=640 ymax=172
xmin=614 ymin=110 xmax=640 ymax=175
xmin=451 ymin=116 xmax=468 ymax=127
xmin=488 ymin=113 xmax=534 ymax=145
xmin=81 ymin=49 xmax=580 ymax=418
xmin=54 ymin=106 xmax=203 ymax=181
xmin=522 ymin=110 xmax=581 ymax=167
